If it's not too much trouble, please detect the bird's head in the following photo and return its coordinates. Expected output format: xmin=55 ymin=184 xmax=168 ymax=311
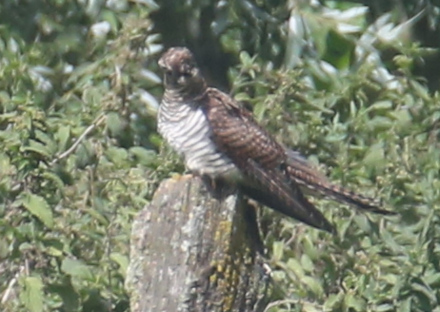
xmin=158 ymin=47 xmax=206 ymax=97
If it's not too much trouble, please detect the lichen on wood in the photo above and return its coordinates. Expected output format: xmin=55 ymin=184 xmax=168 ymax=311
xmin=126 ymin=175 xmax=270 ymax=312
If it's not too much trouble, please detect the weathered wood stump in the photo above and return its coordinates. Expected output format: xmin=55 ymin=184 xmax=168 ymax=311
xmin=125 ymin=175 xmax=270 ymax=312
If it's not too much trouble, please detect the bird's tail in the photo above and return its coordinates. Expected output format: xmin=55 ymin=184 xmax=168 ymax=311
xmin=303 ymin=178 xmax=392 ymax=215
xmin=285 ymin=153 xmax=394 ymax=215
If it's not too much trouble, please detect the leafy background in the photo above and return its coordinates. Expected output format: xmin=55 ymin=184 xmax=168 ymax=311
xmin=0 ymin=0 xmax=439 ymax=311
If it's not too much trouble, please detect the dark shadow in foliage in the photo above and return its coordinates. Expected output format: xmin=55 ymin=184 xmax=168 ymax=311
xmin=0 ymin=0 xmax=51 ymax=42
xmin=151 ymin=0 xmax=234 ymax=91
xmin=151 ymin=0 xmax=289 ymax=92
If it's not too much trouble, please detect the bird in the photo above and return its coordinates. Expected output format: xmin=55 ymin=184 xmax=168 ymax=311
xmin=157 ymin=47 xmax=394 ymax=234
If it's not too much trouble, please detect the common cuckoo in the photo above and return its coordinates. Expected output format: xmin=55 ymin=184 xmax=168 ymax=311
xmin=157 ymin=47 xmax=394 ymax=234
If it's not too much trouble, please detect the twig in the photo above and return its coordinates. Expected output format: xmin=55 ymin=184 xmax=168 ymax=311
xmin=1 ymin=265 xmax=25 ymax=305
xmin=50 ymin=113 xmax=106 ymax=166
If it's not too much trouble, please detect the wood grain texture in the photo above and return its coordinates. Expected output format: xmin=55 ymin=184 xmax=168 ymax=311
xmin=126 ymin=176 xmax=270 ymax=312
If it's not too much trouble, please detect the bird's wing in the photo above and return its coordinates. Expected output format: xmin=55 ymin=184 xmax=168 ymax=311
xmin=242 ymin=159 xmax=336 ymax=233
xmin=202 ymin=88 xmax=285 ymax=169
xmin=201 ymin=88 xmax=335 ymax=232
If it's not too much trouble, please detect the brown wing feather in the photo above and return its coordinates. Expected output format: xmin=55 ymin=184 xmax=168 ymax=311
xmin=242 ymin=159 xmax=336 ymax=233
xmin=202 ymin=88 xmax=335 ymax=232
xmin=203 ymin=88 xmax=284 ymax=168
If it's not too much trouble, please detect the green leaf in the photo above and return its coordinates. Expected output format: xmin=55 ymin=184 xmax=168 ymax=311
xmin=324 ymin=293 xmax=343 ymax=309
xmin=21 ymin=139 xmax=52 ymax=158
xmin=239 ymin=51 xmax=252 ymax=67
xmin=367 ymin=100 xmax=393 ymax=111
xmin=271 ymin=269 xmax=286 ymax=282
xmin=253 ymin=100 xmax=267 ymax=122
xmin=61 ymin=258 xmax=93 ymax=280
xmin=344 ymin=293 xmax=366 ymax=311
xmin=380 ymin=228 xmax=402 ymax=254
xmin=301 ymin=276 xmax=323 ymax=297
xmin=325 ymin=132 xmax=347 ymax=142
xmin=110 ymin=252 xmax=129 ymax=276
xmin=302 ymin=235 xmax=318 ymax=260
xmin=129 ymin=146 xmax=157 ymax=166
xmin=105 ymin=146 xmax=129 ymax=165
xmin=397 ymin=298 xmax=411 ymax=312
xmin=35 ymin=129 xmax=56 ymax=153
xmin=353 ymin=214 xmax=371 ymax=232
xmin=425 ymin=272 xmax=440 ymax=288
xmin=389 ymin=110 xmax=412 ymax=129
xmin=286 ymin=258 xmax=305 ymax=279
xmin=234 ymin=92 xmax=251 ymax=103
xmin=300 ymin=254 xmax=314 ymax=273
xmin=21 ymin=276 xmax=44 ymax=312
xmin=55 ymin=125 xmax=71 ymax=152
xmin=46 ymin=246 xmax=63 ymax=257
xmin=272 ymin=241 xmax=284 ymax=261
xmin=101 ymin=9 xmax=120 ymax=32
xmin=367 ymin=116 xmax=393 ymax=131
xmin=21 ymin=192 xmax=54 ymax=229
xmin=84 ymin=207 xmax=109 ymax=225
xmin=48 ymin=280 xmax=80 ymax=312
xmin=75 ymin=141 xmax=96 ymax=169
xmin=375 ymin=303 xmax=395 ymax=311
xmin=411 ymin=280 xmax=436 ymax=304
xmin=106 ymin=112 xmax=126 ymax=137
xmin=409 ymin=80 xmax=430 ymax=101
xmin=42 ymin=171 xmax=65 ymax=190
xmin=381 ymin=273 xmax=398 ymax=285
xmin=363 ymin=142 xmax=385 ymax=168
xmin=0 ymin=238 xmax=8 ymax=258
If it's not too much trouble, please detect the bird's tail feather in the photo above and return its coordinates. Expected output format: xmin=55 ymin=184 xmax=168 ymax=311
xmin=285 ymin=160 xmax=395 ymax=215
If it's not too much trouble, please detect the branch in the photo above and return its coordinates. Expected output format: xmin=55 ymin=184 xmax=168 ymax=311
xmin=50 ymin=113 xmax=106 ymax=166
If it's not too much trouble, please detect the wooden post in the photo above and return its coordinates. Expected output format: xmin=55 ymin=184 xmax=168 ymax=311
xmin=125 ymin=175 xmax=270 ymax=312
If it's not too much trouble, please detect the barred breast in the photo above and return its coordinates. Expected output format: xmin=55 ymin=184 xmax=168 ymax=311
xmin=158 ymin=99 xmax=237 ymax=177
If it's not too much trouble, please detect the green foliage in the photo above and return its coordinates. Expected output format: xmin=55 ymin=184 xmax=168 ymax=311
xmin=1 ymin=0 xmax=439 ymax=311
xmin=239 ymin=59 xmax=440 ymax=311
xmin=0 ymin=0 xmax=164 ymax=311
xmin=227 ymin=4 xmax=440 ymax=310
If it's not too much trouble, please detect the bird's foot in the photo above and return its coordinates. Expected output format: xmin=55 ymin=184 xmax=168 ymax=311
xmin=201 ymin=175 xmax=236 ymax=200
xmin=171 ymin=172 xmax=194 ymax=181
